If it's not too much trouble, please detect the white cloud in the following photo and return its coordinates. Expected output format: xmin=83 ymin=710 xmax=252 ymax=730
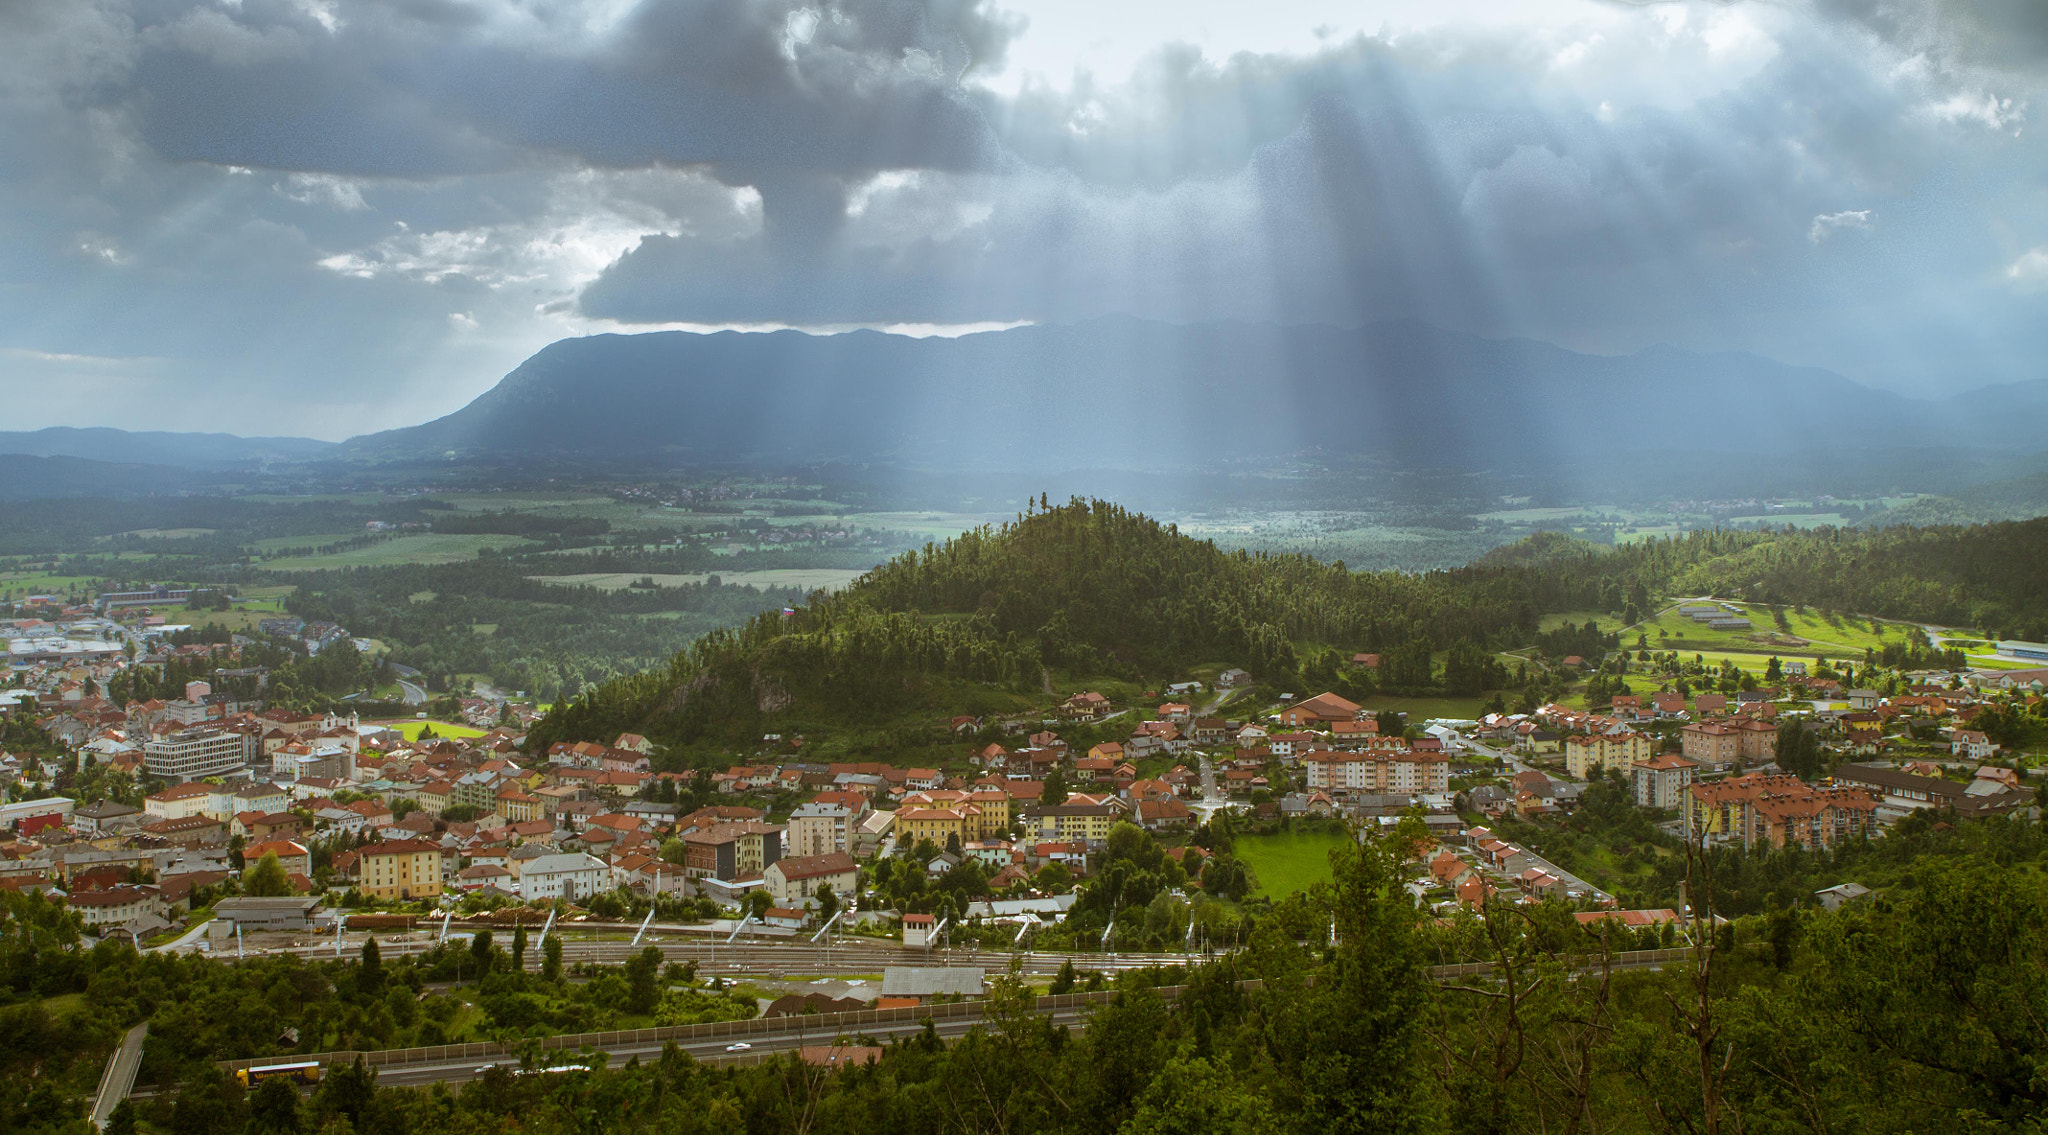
xmin=278 ymin=173 xmax=368 ymax=211
xmin=2007 ymin=247 xmax=2048 ymax=287
xmin=1926 ymin=90 xmax=2027 ymax=133
xmin=1809 ymin=209 xmax=1874 ymax=244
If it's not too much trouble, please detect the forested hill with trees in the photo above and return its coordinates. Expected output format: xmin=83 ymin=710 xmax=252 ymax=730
xmin=529 ymin=501 xmax=2048 ymax=753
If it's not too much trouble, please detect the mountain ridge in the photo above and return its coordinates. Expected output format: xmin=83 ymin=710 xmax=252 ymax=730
xmin=0 ymin=426 xmax=334 ymax=468
xmin=337 ymin=317 xmax=2030 ymax=473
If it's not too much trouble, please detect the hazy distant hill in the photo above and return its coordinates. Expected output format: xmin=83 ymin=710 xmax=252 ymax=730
xmin=1870 ymin=470 xmax=2048 ymax=527
xmin=0 ymin=454 xmax=202 ymax=499
xmin=0 ymin=427 xmax=333 ymax=468
xmin=339 ymin=317 xmax=2041 ymax=473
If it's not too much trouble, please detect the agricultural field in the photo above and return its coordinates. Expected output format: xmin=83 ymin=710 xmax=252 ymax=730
xmin=1637 ymin=602 xmax=1920 ymax=657
xmin=530 ymin=568 xmax=870 ymax=592
xmin=1235 ymin=830 xmax=1352 ymax=898
xmin=0 ymin=570 xmax=105 ymax=598
xmin=102 ymin=527 xmax=216 ymax=541
xmin=170 ymin=602 xmax=292 ymax=633
xmin=250 ymin=533 xmax=362 ymax=552
xmin=262 ymin=534 xmax=541 ymax=570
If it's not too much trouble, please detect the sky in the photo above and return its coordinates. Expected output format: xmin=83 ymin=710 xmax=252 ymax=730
xmin=1 ymin=0 xmax=2043 ymax=439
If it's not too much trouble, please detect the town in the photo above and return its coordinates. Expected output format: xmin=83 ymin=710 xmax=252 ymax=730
xmin=5 ymin=577 xmax=2042 ymax=961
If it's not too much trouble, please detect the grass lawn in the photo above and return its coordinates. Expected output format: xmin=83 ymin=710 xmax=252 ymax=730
xmin=375 ymin=720 xmax=489 ymax=742
xmin=1536 ymin=609 xmax=1625 ymax=633
xmin=33 ymin=992 xmax=86 ymax=1016
xmin=263 ymin=534 xmax=540 ymax=570
xmin=1236 ymin=830 xmax=1352 ymax=898
xmin=1966 ymin=655 xmax=2047 ymax=671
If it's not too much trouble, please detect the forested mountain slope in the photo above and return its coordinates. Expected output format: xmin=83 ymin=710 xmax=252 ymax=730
xmin=531 ymin=502 xmax=2048 ymax=751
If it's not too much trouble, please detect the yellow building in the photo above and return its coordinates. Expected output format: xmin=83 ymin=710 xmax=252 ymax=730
xmin=896 ymin=807 xmax=970 ymax=848
xmin=964 ymin=788 xmax=1011 ymax=838
xmin=1565 ymin=731 xmax=1651 ymax=779
xmin=357 ymin=838 xmax=444 ymax=901
xmin=1029 ymin=802 xmax=1117 ymax=845
xmin=494 ymin=785 xmax=544 ymax=823
xmin=903 ymin=789 xmax=1012 ymax=841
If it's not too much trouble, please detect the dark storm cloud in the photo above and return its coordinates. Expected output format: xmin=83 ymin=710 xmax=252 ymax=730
xmin=126 ymin=0 xmax=1015 ymax=179
xmin=1816 ymin=0 xmax=2048 ymax=75
xmin=3 ymin=0 xmax=2047 ymax=437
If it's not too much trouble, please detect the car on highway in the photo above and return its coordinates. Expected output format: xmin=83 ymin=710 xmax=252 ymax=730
xmin=724 ymin=1043 xmax=751 ymax=1052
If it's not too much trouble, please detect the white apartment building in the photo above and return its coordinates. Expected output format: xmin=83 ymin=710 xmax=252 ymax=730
xmin=785 ymin=801 xmax=855 ymax=858
xmin=144 ymin=729 xmax=248 ymax=781
xmin=1303 ymin=751 xmax=1450 ymax=795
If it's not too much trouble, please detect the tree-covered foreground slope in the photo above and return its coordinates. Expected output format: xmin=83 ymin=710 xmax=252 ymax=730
xmin=531 ymin=501 xmax=2048 ymax=752
xmin=14 ymin=823 xmax=2044 ymax=1135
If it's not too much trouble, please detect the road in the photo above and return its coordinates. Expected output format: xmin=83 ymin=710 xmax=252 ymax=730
xmin=91 ymin=1024 xmax=148 ymax=1129
xmin=368 ymin=1006 xmax=1098 ymax=1088
xmin=397 ymin=679 xmax=427 ymax=706
xmin=1190 ymin=687 xmax=1240 ymax=819
xmin=1460 ymin=736 xmax=1529 ymax=776
xmin=1922 ymin=623 xmax=2021 ymax=672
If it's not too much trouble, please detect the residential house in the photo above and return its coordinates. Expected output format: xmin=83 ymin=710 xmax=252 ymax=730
xmin=681 ymin=822 xmax=783 ymax=883
xmin=67 ymin=884 xmax=166 ymax=931
xmin=1277 ymin=691 xmax=1362 ymax=728
xmin=242 ymin=840 xmax=312 ymax=877
xmin=1951 ymin=730 xmax=1999 ymax=761
xmin=519 ymin=852 xmax=613 ymax=901
xmin=1831 ymin=763 xmax=2028 ymax=819
xmin=763 ymin=851 xmax=860 ymax=907
xmin=1814 ymin=882 xmax=1873 ymax=911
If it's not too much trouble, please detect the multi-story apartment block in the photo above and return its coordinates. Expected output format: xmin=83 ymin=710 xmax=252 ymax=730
xmin=1631 ymin=754 xmax=1698 ymax=809
xmin=144 ymin=728 xmax=249 ymax=781
xmin=1302 ymin=750 xmax=1450 ymax=795
xmin=1684 ymin=774 xmax=1875 ymax=850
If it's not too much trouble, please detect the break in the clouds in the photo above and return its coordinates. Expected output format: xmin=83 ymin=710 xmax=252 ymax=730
xmin=0 ymin=0 xmax=2044 ymax=437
